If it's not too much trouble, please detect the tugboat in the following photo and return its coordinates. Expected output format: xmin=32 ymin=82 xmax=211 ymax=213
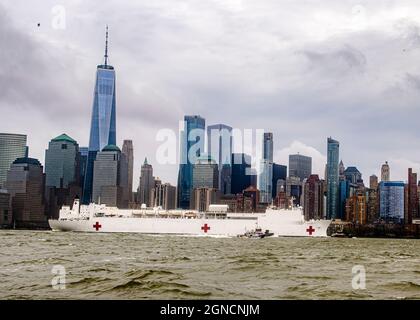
xmin=239 ymin=227 xmax=274 ymax=239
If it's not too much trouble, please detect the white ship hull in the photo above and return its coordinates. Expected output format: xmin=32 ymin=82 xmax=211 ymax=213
xmin=48 ymin=201 xmax=331 ymax=237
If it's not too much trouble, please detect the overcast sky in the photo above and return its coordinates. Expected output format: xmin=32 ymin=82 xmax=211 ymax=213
xmin=2 ymin=0 xmax=420 ymax=187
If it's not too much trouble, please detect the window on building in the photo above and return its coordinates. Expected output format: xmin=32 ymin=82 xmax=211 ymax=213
xmin=62 ymin=144 xmax=67 ymax=149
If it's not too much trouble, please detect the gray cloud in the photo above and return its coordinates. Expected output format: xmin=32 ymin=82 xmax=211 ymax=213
xmin=299 ymin=45 xmax=367 ymax=76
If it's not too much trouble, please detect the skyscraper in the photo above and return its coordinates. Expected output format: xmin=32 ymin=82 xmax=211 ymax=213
xmin=304 ymin=175 xmax=324 ymax=221
xmin=177 ymin=115 xmax=205 ymax=208
xmin=286 ymin=176 xmax=303 ymax=206
xmin=150 ymin=183 xmax=177 ymax=210
xmin=45 ymin=134 xmax=80 ymax=189
xmin=343 ymin=166 xmax=362 ymax=185
xmin=231 ymin=153 xmax=252 ymax=195
xmin=259 ymin=160 xmax=273 ymax=203
xmin=0 ymin=133 xmax=27 ymax=188
xmin=338 ymin=179 xmax=350 ymax=220
xmin=83 ymin=26 xmax=117 ymax=204
xmin=381 ymin=161 xmax=390 ymax=182
xmin=5 ymin=157 xmax=46 ymax=228
xmin=263 ymin=133 xmax=273 ymax=162
xmin=92 ymin=145 xmax=127 ymax=207
xmin=0 ymin=189 xmax=12 ymax=228
xmin=138 ymin=158 xmax=155 ymax=207
xmin=44 ymin=134 xmax=82 ymax=219
xmin=122 ymin=140 xmax=134 ymax=202
xmin=339 ymin=160 xmax=345 ymax=181
xmin=79 ymin=147 xmax=89 ymax=190
xmin=379 ymin=181 xmax=404 ymax=223
xmin=191 ymin=187 xmax=219 ymax=212
xmin=407 ymin=168 xmax=418 ymax=224
xmin=326 ymin=137 xmax=340 ymax=219
xmin=192 ymin=155 xmax=219 ymax=191
xmin=369 ymin=174 xmax=378 ymax=190
xmin=272 ymin=163 xmax=287 ymax=198
xmin=367 ymin=188 xmax=379 ymax=223
xmin=259 ymin=132 xmax=274 ymax=204
xmin=289 ymin=154 xmax=312 ymax=181
xmin=207 ymin=124 xmax=233 ymax=194
xmin=345 ymin=192 xmax=367 ymax=224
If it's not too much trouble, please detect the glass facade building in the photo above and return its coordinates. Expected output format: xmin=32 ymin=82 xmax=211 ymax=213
xmin=263 ymin=132 xmax=273 ymax=162
xmin=79 ymin=147 xmax=89 ymax=190
xmin=92 ymin=145 xmax=128 ymax=208
xmin=207 ymin=124 xmax=233 ymax=194
xmin=0 ymin=133 xmax=27 ymax=188
xmin=289 ymin=154 xmax=312 ymax=181
xmin=177 ymin=115 xmax=205 ymax=209
xmin=83 ymin=29 xmax=117 ymax=204
xmin=45 ymin=134 xmax=80 ymax=189
xmin=259 ymin=159 xmax=273 ymax=203
xmin=272 ymin=163 xmax=287 ymax=198
xmin=379 ymin=181 xmax=405 ymax=223
xmin=192 ymin=155 xmax=219 ymax=190
xmin=259 ymin=132 xmax=274 ymax=203
xmin=327 ymin=137 xmax=340 ymax=219
xmin=231 ymin=153 xmax=252 ymax=195
xmin=339 ymin=180 xmax=350 ymax=220
xmin=5 ymin=157 xmax=46 ymax=228
xmin=344 ymin=166 xmax=362 ymax=184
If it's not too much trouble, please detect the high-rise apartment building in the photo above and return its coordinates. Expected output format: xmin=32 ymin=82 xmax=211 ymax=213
xmin=326 ymin=137 xmax=340 ymax=219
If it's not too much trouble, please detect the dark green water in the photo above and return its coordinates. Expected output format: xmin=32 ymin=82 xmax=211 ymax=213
xmin=1 ymin=230 xmax=419 ymax=299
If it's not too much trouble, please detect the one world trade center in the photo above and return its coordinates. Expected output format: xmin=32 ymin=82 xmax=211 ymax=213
xmin=82 ymin=26 xmax=117 ymax=204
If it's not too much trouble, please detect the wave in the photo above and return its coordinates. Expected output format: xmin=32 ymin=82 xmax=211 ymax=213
xmin=124 ymin=269 xmax=176 ymax=279
xmin=381 ymin=281 xmax=420 ymax=291
xmin=110 ymin=279 xmax=212 ymax=298
xmin=69 ymin=277 xmax=112 ymax=286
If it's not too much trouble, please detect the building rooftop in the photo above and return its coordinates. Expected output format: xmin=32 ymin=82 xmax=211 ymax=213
xmin=0 ymin=133 xmax=27 ymax=137
xmin=13 ymin=157 xmax=41 ymax=166
xmin=196 ymin=154 xmax=216 ymax=163
xmin=344 ymin=166 xmax=361 ymax=173
xmin=102 ymin=144 xmax=121 ymax=152
xmin=97 ymin=64 xmax=114 ymax=70
xmin=52 ymin=133 xmax=77 ymax=144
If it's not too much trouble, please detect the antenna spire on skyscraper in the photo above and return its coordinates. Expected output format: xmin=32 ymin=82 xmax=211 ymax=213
xmin=104 ymin=25 xmax=109 ymax=66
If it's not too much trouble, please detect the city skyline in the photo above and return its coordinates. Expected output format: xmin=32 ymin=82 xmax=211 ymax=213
xmin=3 ymin=1 xmax=420 ymax=185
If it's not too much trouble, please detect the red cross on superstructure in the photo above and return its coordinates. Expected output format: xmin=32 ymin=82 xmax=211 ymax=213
xmin=93 ymin=221 xmax=102 ymax=231
xmin=201 ymin=224 xmax=210 ymax=233
xmin=306 ymin=226 xmax=315 ymax=235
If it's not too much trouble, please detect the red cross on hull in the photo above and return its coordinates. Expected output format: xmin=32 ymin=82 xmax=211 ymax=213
xmin=93 ymin=221 xmax=102 ymax=231
xmin=306 ymin=226 xmax=315 ymax=235
xmin=201 ymin=224 xmax=210 ymax=233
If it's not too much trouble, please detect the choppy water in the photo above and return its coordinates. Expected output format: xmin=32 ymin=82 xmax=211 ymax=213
xmin=1 ymin=230 xmax=419 ymax=299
